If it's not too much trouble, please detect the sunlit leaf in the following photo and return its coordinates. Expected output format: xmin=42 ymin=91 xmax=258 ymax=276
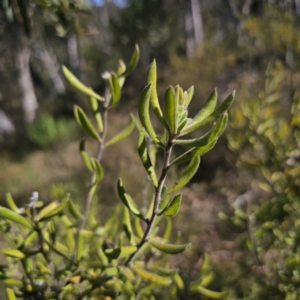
xmin=105 ymin=246 xmax=137 ymax=260
xmin=146 ymin=60 xmax=166 ymax=126
xmin=159 ymin=194 xmax=182 ymax=217
xmin=88 ymin=96 xmax=103 ymax=132
xmin=39 ymin=195 xmax=69 ymax=221
xmin=109 ymin=72 xmax=121 ymax=107
xmin=134 ymin=217 xmax=144 ymax=239
xmin=163 ymin=156 xmax=200 ymax=196
xmin=3 ymin=249 xmax=25 ymax=259
xmin=149 ymin=239 xmax=191 ymax=254
xmin=197 ymin=286 xmax=229 ymax=299
xmin=185 ymin=85 xmax=194 ymax=107
xmin=123 ymin=207 xmax=135 ymax=245
xmin=74 ymin=105 xmax=102 ymax=142
xmin=137 ymin=129 xmax=158 ymax=187
xmin=162 ymin=218 xmax=172 ymax=241
xmin=117 ymin=178 xmax=143 ymax=219
xmin=79 ymin=139 xmax=93 ymax=171
xmin=105 ymin=267 xmax=119 ymax=276
xmin=164 ymin=86 xmax=176 ymax=133
xmin=105 ymin=114 xmax=135 ymax=147
xmin=5 ymin=193 xmax=18 ymax=213
xmin=171 ymin=140 xmax=215 ymax=165
xmin=138 ymin=84 xmax=159 ymax=143
xmin=174 ymin=273 xmax=184 ymax=289
xmin=120 ymin=44 xmax=140 ymax=77
xmin=182 ymin=91 xmax=235 ymax=134
xmin=0 ymin=207 xmax=33 ymax=229
xmin=3 ymin=278 xmax=23 ymax=287
xmin=131 ymin=265 xmax=172 ymax=286
xmin=174 ymin=113 xmax=228 ymax=147
xmin=91 ymin=158 xmax=104 ymax=182
xmin=5 ymin=288 xmax=16 ymax=300
xmin=62 ymin=66 xmax=103 ymax=100
xmin=37 ymin=201 xmax=59 ymax=221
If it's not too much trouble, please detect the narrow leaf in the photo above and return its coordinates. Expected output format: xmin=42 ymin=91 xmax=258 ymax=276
xmin=5 ymin=288 xmax=16 ymax=300
xmin=163 ymin=156 xmax=200 ymax=196
xmin=79 ymin=139 xmax=93 ymax=171
xmin=134 ymin=217 xmax=144 ymax=239
xmin=137 ymin=130 xmax=158 ymax=187
xmin=131 ymin=265 xmax=172 ymax=286
xmin=88 ymin=97 xmax=103 ymax=132
xmin=174 ymin=273 xmax=185 ymax=289
xmin=105 ymin=114 xmax=135 ymax=147
xmin=162 ymin=218 xmax=172 ymax=241
xmin=39 ymin=195 xmax=69 ymax=221
xmin=68 ymin=200 xmax=82 ymax=219
xmin=185 ymin=85 xmax=194 ymax=107
xmin=3 ymin=249 xmax=25 ymax=259
xmin=159 ymin=194 xmax=182 ymax=217
xmin=3 ymin=279 xmax=23 ymax=287
xmin=146 ymin=60 xmax=165 ymax=125
xmin=182 ymin=91 xmax=235 ymax=134
xmin=117 ymin=178 xmax=143 ymax=219
xmin=37 ymin=201 xmax=59 ymax=221
xmin=171 ymin=140 xmax=216 ymax=165
xmin=5 ymin=193 xmax=18 ymax=212
xmin=164 ymin=87 xmax=176 ymax=133
xmin=91 ymin=158 xmax=104 ymax=182
xmin=175 ymin=113 xmax=228 ymax=147
xmin=62 ymin=66 xmax=103 ymax=100
xmin=76 ymin=231 xmax=84 ymax=262
xmin=74 ymin=105 xmax=101 ymax=142
xmin=109 ymin=72 xmax=121 ymax=107
xmin=138 ymin=84 xmax=159 ymax=143
xmin=149 ymin=239 xmax=191 ymax=254
xmin=0 ymin=207 xmax=33 ymax=229
xmin=120 ymin=44 xmax=140 ymax=77
xmin=197 ymin=286 xmax=229 ymax=299
xmin=105 ymin=246 xmax=137 ymax=260
xmin=123 ymin=207 xmax=135 ymax=245
xmin=97 ymin=248 xmax=108 ymax=266
xmin=105 ymin=267 xmax=119 ymax=276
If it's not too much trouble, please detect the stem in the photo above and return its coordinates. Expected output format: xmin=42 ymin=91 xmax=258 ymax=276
xmin=124 ymin=140 xmax=174 ymax=266
xmin=79 ymin=108 xmax=108 ymax=232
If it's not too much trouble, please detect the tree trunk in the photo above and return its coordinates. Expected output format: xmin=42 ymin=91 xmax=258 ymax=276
xmin=0 ymin=7 xmax=38 ymax=137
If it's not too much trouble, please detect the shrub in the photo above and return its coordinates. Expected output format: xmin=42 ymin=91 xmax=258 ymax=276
xmin=0 ymin=45 xmax=234 ymax=299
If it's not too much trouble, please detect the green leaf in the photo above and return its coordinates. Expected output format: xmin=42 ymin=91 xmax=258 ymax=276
xmin=62 ymin=66 xmax=103 ymax=100
xmin=149 ymin=239 xmax=191 ymax=254
xmin=171 ymin=140 xmax=216 ymax=165
xmin=88 ymin=97 xmax=103 ymax=132
xmin=37 ymin=201 xmax=59 ymax=221
xmin=74 ymin=105 xmax=102 ymax=142
xmin=5 ymin=288 xmax=16 ymax=300
xmin=117 ymin=59 xmax=126 ymax=76
xmin=5 ymin=193 xmax=18 ymax=213
xmin=185 ymin=85 xmax=194 ymax=107
xmin=117 ymin=178 xmax=143 ymax=219
xmin=105 ymin=114 xmax=135 ymax=147
xmin=3 ymin=249 xmax=25 ymax=259
xmin=146 ymin=60 xmax=165 ymax=126
xmin=68 ymin=200 xmax=82 ymax=219
xmin=137 ymin=130 xmax=158 ymax=187
xmin=39 ymin=195 xmax=69 ymax=221
xmin=134 ymin=217 xmax=144 ymax=239
xmin=138 ymin=84 xmax=159 ymax=143
xmin=79 ymin=139 xmax=93 ymax=171
xmin=164 ymin=87 xmax=176 ymax=133
xmin=175 ymin=113 xmax=228 ymax=147
xmin=97 ymin=248 xmax=108 ymax=266
xmin=91 ymin=158 xmax=104 ymax=182
xmin=105 ymin=267 xmax=119 ymax=276
xmin=76 ymin=230 xmax=84 ymax=262
xmin=66 ymin=228 xmax=75 ymax=252
xmin=159 ymin=194 xmax=182 ymax=217
xmin=3 ymin=278 xmax=23 ymax=287
xmin=182 ymin=90 xmax=235 ymax=134
xmin=105 ymin=246 xmax=137 ymax=260
xmin=109 ymin=72 xmax=121 ymax=107
xmin=174 ymin=273 xmax=184 ymax=289
xmin=0 ymin=207 xmax=33 ymax=229
xmin=23 ymin=231 xmax=37 ymax=247
xmin=163 ymin=156 xmax=200 ymax=196
xmin=131 ymin=265 xmax=172 ymax=286
xmin=162 ymin=218 xmax=172 ymax=241
xmin=197 ymin=286 xmax=229 ymax=299
xmin=120 ymin=44 xmax=140 ymax=77
xmin=123 ymin=207 xmax=135 ymax=245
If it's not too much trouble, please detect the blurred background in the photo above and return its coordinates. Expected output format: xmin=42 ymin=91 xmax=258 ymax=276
xmin=1 ymin=0 xmax=300 ymax=299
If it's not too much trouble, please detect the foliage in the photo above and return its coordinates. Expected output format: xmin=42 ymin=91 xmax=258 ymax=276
xmin=222 ymin=61 xmax=300 ymax=299
xmin=0 ymin=46 xmax=234 ymax=299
